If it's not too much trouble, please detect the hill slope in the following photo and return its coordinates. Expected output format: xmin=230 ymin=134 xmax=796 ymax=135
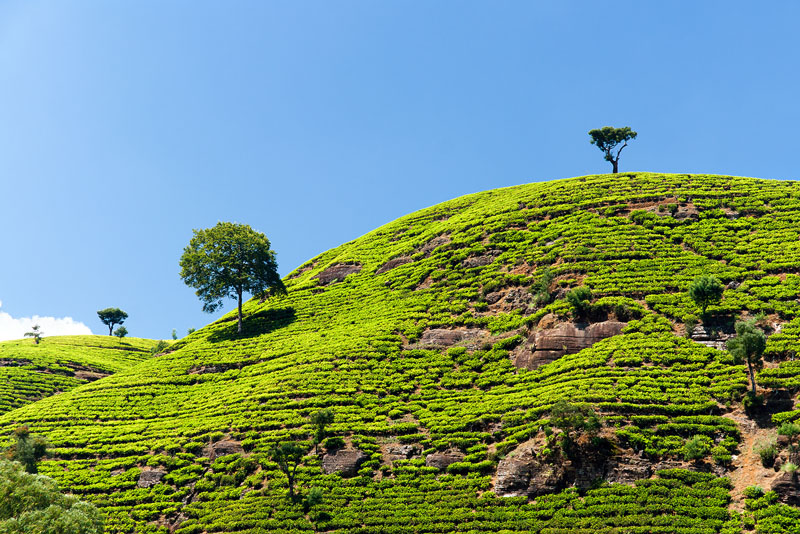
xmin=0 ymin=335 xmax=156 ymax=416
xmin=4 ymin=173 xmax=800 ymax=533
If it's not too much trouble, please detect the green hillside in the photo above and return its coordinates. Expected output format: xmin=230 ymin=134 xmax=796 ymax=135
xmin=0 ymin=335 xmax=156 ymax=416
xmin=4 ymin=173 xmax=800 ymax=533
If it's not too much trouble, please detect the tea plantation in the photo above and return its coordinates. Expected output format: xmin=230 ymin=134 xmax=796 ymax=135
xmin=0 ymin=335 xmax=155 ymax=415
xmin=4 ymin=173 xmax=800 ymax=533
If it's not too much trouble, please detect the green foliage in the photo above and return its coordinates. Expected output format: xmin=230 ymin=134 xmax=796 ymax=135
xmin=588 ymin=126 xmax=637 ymax=173
xmin=23 ymin=325 xmax=42 ymax=345
xmin=754 ymin=439 xmax=778 ymax=467
xmin=0 ymin=460 xmax=103 ymax=534
xmin=269 ymin=442 xmax=307 ymax=500
xmin=179 ymin=222 xmax=286 ymax=333
xmin=96 ymin=308 xmax=128 ymax=336
xmin=683 ymin=434 xmax=712 ymax=462
xmin=113 ymin=326 xmax=128 ymax=339
xmin=688 ymin=275 xmax=724 ymax=316
xmin=310 ymin=409 xmax=334 ymax=450
xmin=565 ymin=286 xmax=592 ymax=321
xmin=728 ymin=319 xmax=767 ymax=394
xmin=4 ymin=426 xmax=46 ymax=474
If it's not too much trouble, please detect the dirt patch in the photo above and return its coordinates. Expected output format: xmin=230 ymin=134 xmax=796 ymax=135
xmin=723 ymin=409 xmax=778 ymax=511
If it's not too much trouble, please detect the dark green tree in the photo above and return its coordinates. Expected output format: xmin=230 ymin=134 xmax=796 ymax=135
xmin=727 ymin=319 xmax=766 ymax=395
xmin=566 ymin=286 xmax=593 ymax=321
xmin=549 ymin=400 xmax=601 ymax=456
xmin=588 ymin=126 xmax=638 ymax=173
xmin=269 ymin=442 xmax=306 ymax=500
xmin=113 ymin=326 xmax=128 ymax=339
xmin=97 ymin=308 xmax=128 ymax=336
xmin=23 ymin=325 xmax=42 ymax=345
xmin=688 ymin=275 xmax=725 ymax=316
xmin=0 ymin=459 xmax=104 ymax=533
xmin=4 ymin=426 xmax=47 ymax=474
xmin=179 ymin=222 xmax=286 ymax=334
xmin=310 ymin=408 xmax=334 ymax=452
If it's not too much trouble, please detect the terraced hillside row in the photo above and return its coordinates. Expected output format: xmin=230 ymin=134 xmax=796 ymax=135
xmin=4 ymin=173 xmax=800 ymax=533
xmin=0 ymin=335 xmax=156 ymax=416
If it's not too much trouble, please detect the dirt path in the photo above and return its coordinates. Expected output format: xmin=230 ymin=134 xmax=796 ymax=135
xmin=724 ymin=409 xmax=777 ymax=511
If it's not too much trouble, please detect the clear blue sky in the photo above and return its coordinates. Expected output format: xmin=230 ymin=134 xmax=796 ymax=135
xmin=1 ymin=1 xmax=798 ymax=340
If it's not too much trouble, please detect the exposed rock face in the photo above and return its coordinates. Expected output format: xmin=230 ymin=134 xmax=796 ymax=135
xmin=137 ymin=468 xmax=166 ymax=488
xmin=0 ymin=358 xmax=31 ymax=367
xmin=383 ymin=443 xmax=421 ymax=463
xmin=418 ymin=328 xmax=484 ymax=348
xmin=513 ymin=321 xmax=626 ymax=370
xmin=322 ymin=449 xmax=367 ymax=477
xmin=425 ymin=449 xmax=464 ymax=470
xmin=73 ymin=370 xmax=108 ymax=381
xmin=376 ymin=256 xmax=413 ymax=274
xmin=496 ymin=445 xmax=668 ymax=497
xmin=205 ymin=440 xmax=244 ymax=460
xmin=690 ymin=325 xmax=730 ymax=350
xmin=486 ymin=288 xmax=532 ymax=312
xmin=771 ymin=471 xmax=800 ymax=506
xmin=316 ymin=264 xmax=362 ymax=285
xmin=462 ymin=253 xmax=499 ymax=268
xmin=419 ymin=235 xmax=450 ymax=255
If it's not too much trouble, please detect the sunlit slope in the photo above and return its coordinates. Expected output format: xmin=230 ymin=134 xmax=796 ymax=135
xmin=5 ymin=173 xmax=800 ymax=533
xmin=0 ymin=335 xmax=155 ymax=416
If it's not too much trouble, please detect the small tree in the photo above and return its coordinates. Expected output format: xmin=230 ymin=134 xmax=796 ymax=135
xmin=0 ymin=459 xmax=104 ymax=533
xmin=310 ymin=409 xmax=334 ymax=453
xmin=566 ymin=286 xmax=593 ymax=321
xmin=688 ymin=275 xmax=725 ymax=317
xmin=588 ymin=126 xmax=637 ymax=173
xmin=4 ymin=425 xmax=47 ymax=474
xmin=23 ymin=325 xmax=42 ymax=345
xmin=113 ymin=326 xmax=128 ymax=339
xmin=179 ymin=222 xmax=287 ymax=334
xmin=683 ymin=435 xmax=712 ymax=462
xmin=549 ymin=400 xmax=601 ymax=456
xmin=727 ymin=319 xmax=767 ymax=395
xmin=270 ymin=442 xmax=306 ymax=500
xmin=97 ymin=308 xmax=128 ymax=336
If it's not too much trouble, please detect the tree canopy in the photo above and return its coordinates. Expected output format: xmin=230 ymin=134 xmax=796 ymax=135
xmin=179 ymin=222 xmax=286 ymax=334
xmin=727 ymin=319 xmax=766 ymax=395
xmin=4 ymin=426 xmax=46 ymax=475
xmin=0 ymin=460 xmax=104 ymax=534
xmin=588 ymin=126 xmax=637 ymax=173
xmin=96 ymin=308 xmax=128 ymax=336
xmin=688 ymin=275 xmax=725 ymax=316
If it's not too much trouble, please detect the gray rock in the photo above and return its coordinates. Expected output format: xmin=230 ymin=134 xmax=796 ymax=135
xmin=418 ymin=328 xmax=484 ymax=348
xmin=425 ymin=449 xmax=464 ymax=470
xmin=376 ymin=257 xmax=413 ymax=274
xmin=513 ymin=321 xmax=626 ymax=370
xmin=205 ymin=440 xmax=244 ymax=460
xmin=419 ymin=235 xmax=451 ymax=255
xmin=771 ymin=471 xmax=800 ymax=506
xmin=322 ymin=449 xmax=368 ymax=477
xmin=383 ymin=444 xmax=421 ymax=463
xmin=137 ymin=468 xmax=166 ymax=488
xmin=316 ymin=264 xmax=362 ymax=285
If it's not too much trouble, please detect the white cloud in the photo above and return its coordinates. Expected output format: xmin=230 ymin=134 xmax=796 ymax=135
xmin=0 ymin=302 xmax=93 ymax=341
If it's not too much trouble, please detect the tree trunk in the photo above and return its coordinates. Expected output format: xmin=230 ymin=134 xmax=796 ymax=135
xmin=237 ymin=289 xmax=243 ymax=334
xmin=748 ymin=360 xmax=756 ymax=395
xmin=108 ymin=324 xmax=113 ymax=336
xmin=612 ymin=159 xmax=619 ymax=174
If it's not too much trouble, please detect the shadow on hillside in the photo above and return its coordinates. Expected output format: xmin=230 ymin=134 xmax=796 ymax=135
xmin=208 ymin=307 xmax=296 ymax=342
xmin=748 ymin=389 xmax=795 ymax=428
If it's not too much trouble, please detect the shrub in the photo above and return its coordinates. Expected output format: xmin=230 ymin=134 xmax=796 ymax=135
xmin=754 ymin=439 xmax=778 ymax=467
xmin=683 ymin=435 xmax=712 ymax=462
xmin=566 ymin=286 xmax=592 ymax=321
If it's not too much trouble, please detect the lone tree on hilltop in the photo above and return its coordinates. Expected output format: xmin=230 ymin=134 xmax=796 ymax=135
xmin=24 ymin=325 xmax=42 ymax=344
xmin=113 ymin=326 xmax=128 ymax=339
xmin=97 ymin=308 xmax=128 ymax=336
xmin=179 ymin=222 xmax=286 ymax=334
xmin=688 ymin=275 xmax=725 ymax=317
xmin=727 ymin=319 xmax=766 ymax=395
xmin=588 ymin=126 xmax=637 ymax=173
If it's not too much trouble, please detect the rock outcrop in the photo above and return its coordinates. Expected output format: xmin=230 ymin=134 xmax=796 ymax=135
xmin=425 ymin=449 xmax=464 ymax=470
xmin=316 ymin=264 xmax=362 ymax=285
xmin=513 ymin=321 xmax=626 ymax=370
xmin=137 ymin=468 xmax=166 ymax=488
xmin=383 ymin=443 xmax=421 ymax=463
xmin=418 ymin=328 xmax=484 ymax=348
xmin=418 ymin=235 xmax=450 ymax=255
xmin=376 ymin=256 xmax=413 ymax=274
xmin=205 ymin=440 xmax=244 ymax=460
xmin=322 ymin=449 xmax=367 ymax=477
xmin=771 ymin=471 xmax=800 ymax=506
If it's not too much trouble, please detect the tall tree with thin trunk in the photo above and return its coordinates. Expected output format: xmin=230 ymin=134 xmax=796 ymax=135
xmin=588 ymin=126 xmax=637 ymax=173
xmin=727 ymin=319 xmax=766 ymax=395
xmin=179 ymin=222 xmax=286 ymax=334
